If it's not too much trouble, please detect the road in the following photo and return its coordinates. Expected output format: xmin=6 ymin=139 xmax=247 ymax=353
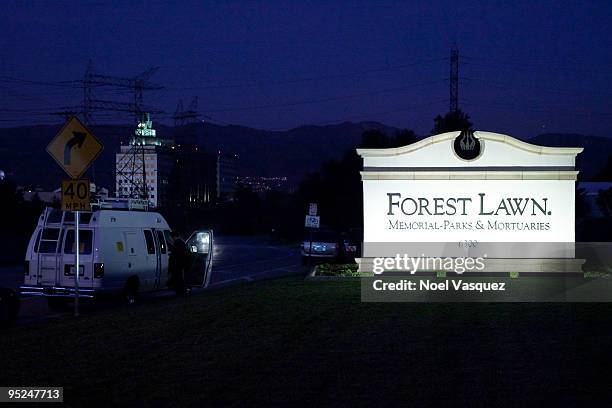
xmin=209 ymin=235 xmax=302 ymax=286
xmin=0 ymin=235 xmax=303 ymax=324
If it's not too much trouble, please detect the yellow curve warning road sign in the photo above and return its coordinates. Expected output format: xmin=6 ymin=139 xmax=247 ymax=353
xmin=47 ymin=116 xmax=103 ymax=179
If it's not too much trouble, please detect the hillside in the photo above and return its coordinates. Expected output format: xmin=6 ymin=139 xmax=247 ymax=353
xmin=0 ymin=121 xmax=398 ymax=190
xmin=0 ymin=124 xmax=131 ymax=191
xmin=2 ymin=125 xmax=609 ymax=192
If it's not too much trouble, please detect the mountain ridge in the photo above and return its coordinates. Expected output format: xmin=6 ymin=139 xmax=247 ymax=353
xmin=1 ymin=124 xmax=609 ymax=191
xmin=0 ymin=121 xmax=399 ymax=190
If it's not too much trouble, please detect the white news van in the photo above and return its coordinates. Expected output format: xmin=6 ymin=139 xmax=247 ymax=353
xmin=20 ymin=199 xmax=213 ymax=310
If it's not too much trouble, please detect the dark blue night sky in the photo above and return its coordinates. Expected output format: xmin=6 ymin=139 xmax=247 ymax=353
xmin=1 ymin=0 xmax=612 ymax=137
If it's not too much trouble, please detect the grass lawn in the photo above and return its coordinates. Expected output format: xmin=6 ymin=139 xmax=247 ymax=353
xmin=2 ymin=277 xmax=612 ymax=406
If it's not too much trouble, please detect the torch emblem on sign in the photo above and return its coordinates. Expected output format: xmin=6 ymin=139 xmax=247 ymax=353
xmin=454 ymin=130 xmax=481 ymax=160
xmin=460 ymin=131 xmax=476 ymax=151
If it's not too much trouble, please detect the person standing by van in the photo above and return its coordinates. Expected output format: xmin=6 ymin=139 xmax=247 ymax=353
xmin=168 ymin=231 xmax=188 ymax=295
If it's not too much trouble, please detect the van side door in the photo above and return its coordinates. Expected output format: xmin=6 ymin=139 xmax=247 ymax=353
xmin=123 ymin=230 xmax=139 ymax=286
xmin=142 ymin=229 xmax=158 ymax=290
xmin=185 ymin=230 xmax=214 ymax=288
xmin=153 ymin=229 xmax=169 ymax=288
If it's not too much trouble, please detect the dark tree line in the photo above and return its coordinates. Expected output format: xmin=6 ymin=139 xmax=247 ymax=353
xmin=162 ymin=111 xmax=471 ymax=239
xmin=8 ymin=108 xmax=612 ymax=252
xmin=0 ymin=180 xmax=47 ymax=265
xmin=432 ymin=109 xmax=473 ymax=134
xmin=295 ymin=129 xmax=418 ymax=234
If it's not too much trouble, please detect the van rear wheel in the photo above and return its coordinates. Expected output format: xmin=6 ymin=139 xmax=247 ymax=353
xmin=125 ymin=292 xmax=136 ymax=305
xmin=0 ymin=288 xmax=20 ymax=326
xmin=47 ymin=297 xmax=70 ymax=312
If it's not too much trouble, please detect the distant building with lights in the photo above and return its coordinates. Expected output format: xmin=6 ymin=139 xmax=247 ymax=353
xmin=168 ymin=147 xmax=218 ymax=208
xmin=236 ymin=176 xmax=289 ymax=194
xmin=217 ymin=152 xmax=240 ymax=201
xmin=115 ymin=115 xmax=174 ymax=208
xmin=115 ymin=115 xmax=222 ymax=208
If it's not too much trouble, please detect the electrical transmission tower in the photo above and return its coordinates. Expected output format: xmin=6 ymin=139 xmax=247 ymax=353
xmin=54 ymin=62 xmax=164 ymax=125
xmin=52 ymin=62 xmax=166 ymax=205
xmin=173 ymin=96 xmax=200 ymax=126
xmin=449 ymin=46 xmax=459 ymax=113
xmin=132 ymin=67 xmax=162 ymax=124
xmin=116 ymin=144 xmax=148 ymax=202
xmin=173 ymin=99 xmax=185 ymax=126
xmin=83 ymin=60 xmax=94 ymax=125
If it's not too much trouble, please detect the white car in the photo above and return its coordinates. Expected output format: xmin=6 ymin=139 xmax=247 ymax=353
xmin=301 ymin=230 xmax=340 ymax=265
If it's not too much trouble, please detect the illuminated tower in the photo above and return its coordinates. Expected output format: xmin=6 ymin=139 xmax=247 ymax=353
xmin=115 ymin=113 xmax=165 ymax=207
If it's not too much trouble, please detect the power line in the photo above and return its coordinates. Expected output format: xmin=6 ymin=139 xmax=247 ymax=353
xmin=164 ymin=58 xmax=447 ymax=91
xmin=0 ymin=58 xmax=446 ymax=93
xmin=8 ymin=52 xmax=611 ymax=130
xmin=0 ymin=56 xmax=482 ymax=127
xmin=463 ymin=77 xmax=612 ymax=97
xmin=462 ymin=99 xmax=612 ymax=117
xmin=204 ymin=80 xmax=445 ymax=113
xmin=0 ymin=75 xmax=80 ymax=88
xmin=461 ymin=55 xmax=612 ymax=77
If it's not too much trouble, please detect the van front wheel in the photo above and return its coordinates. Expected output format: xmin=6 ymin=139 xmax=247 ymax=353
xmin=123 ymin=277 xmax=139 ymax=306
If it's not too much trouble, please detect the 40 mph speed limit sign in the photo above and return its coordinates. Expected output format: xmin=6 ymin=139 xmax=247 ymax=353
xmin=61 ymin=179 xmax=91 ymax=212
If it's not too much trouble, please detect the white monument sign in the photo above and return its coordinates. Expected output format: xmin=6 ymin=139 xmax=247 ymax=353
xmin=357 ymin=131 xmax=584 ymax=273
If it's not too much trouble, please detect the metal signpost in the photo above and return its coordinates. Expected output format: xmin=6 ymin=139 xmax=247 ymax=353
xmin=305 ymin=203 xmax=320 ymax=270
xmin=75 ymin=210 xmax=79 ymax=316
xmin=308 ymin=203 xmax=317 ymax=216
xmin=47 ymin=117 xmax=103 ymax=317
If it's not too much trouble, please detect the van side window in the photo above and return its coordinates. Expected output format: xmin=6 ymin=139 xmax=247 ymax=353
xmin=80 ymin=213 xmax=93 ymax=224
xmin=64 ymin=212 xmax=74 ymax=223
xmin=64 ymin=230 xmax=93 ymax=255
xmin=38 ymin=228 xmax=61 ymax=253
xmin=42 ymin=228 xmax=60 ymax=240
xmin=155 ymin=230 xmax=167 ymax=254
xmin=46 ymin=209 xmax=63 ymax=224
xmin=143 ymin=230 xmax=156 ymax=254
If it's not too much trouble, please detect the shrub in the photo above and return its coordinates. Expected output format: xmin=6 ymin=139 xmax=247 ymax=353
xmin=316 ymin=263 xmax=360 ymax=277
